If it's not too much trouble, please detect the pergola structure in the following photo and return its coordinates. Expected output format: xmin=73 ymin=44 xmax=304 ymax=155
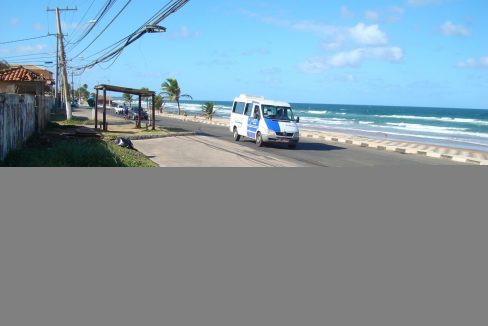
xmin=94 ymin=84 xmax=156 ymax=131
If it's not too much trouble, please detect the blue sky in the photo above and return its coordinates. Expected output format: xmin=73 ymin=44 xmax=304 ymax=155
xmin=1 ymin=0 xmax=487 ymax=109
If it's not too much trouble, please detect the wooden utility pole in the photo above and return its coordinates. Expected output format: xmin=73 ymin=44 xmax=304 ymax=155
xmin=47 ymin=7 xmax=77 ymax=119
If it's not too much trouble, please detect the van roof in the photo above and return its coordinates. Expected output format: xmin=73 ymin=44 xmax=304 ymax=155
xmin=234 ymin=94 xmax=291 ymax=107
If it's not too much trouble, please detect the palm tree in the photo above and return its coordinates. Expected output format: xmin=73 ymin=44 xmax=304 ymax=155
xmin=122 ymin=93 xmax=133 ymax=109
xmin=160 ymin=78 xmax=192 ymax=115
xmin=202 ymin=102 xmax=216 ymax=120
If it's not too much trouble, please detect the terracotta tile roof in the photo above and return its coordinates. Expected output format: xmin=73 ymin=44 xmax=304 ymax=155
xmin=0 ymin=66 xmax=45 ymax=82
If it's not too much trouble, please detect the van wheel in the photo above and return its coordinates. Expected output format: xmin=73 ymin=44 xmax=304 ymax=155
xmin=256 ymin=132 xmax=264 ymax=147
xmin=233 ymin=127 xmax=240 ymax=141
xmin=288 ymin=143 xmax=297 ymax=150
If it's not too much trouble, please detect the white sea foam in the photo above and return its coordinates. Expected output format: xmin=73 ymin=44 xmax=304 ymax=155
xmin=301 ymin=117 xmax=351 ymax=125
xmin=376 ymin=115 xmax=488 ymax=125
xmin=307 ymin=110 xmax=328 ymax=115
xmin=385 ymin=122 xmax=466 ymax=132
xmin=383 ymin=123 xmax=488 ymax=139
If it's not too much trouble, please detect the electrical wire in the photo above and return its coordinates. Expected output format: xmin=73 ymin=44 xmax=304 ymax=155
xmin=72 ymin=0 xmax=132 ymax=58
xmin=65 ymin=0 xmax=97 ymax=46
xmin=72 ymin=0 xmax=190 ymax=71
xmin=66 ymin=0 xmax=118 ymax=51
xmin=0 ymin=34 xmax=51 ymax=45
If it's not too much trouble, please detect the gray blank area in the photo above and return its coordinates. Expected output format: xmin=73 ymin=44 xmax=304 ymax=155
xmin=0 ymin=168 xmax=487 ymax=326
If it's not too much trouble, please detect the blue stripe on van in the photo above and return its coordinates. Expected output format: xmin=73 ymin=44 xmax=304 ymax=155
xmin=264 ymin=118 xmax=281 ymax=132
xmin=247 ymin=117 xmax=259 ymax=138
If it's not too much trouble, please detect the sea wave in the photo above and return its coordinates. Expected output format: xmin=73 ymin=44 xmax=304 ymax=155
xmin=376 ymin=115 xmax=488 ymax=125
xmin=300 ymin=117 xmax=351 ymax=125
xmin=307 ymin=110 xmax=328 ymax=115
xmin=383 ymin=123 xmax=488 ymax=139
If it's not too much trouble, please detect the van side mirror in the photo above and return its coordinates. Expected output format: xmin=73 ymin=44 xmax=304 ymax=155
xmin=296 ymin=116 xmax=300 ymax=123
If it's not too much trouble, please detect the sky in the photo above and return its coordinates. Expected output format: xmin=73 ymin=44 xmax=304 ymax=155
xmin=1 ymin=0 xmax=487 ymax=109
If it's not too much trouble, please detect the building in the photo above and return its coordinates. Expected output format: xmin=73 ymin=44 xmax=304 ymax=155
xmin=0 ymin=65 xmax=54 ymax=96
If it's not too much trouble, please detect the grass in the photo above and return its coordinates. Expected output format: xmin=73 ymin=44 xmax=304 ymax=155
xmin=0 ymin=122 xmax=158 ymax=167
xmin=1 ymin=111 xmax=191 ymax=167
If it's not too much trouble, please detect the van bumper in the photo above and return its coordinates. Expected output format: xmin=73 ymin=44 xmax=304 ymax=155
xmin=265 ymin=136 xmax=299 ymax=144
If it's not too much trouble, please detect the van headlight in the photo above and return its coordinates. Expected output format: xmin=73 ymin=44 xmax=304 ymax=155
xmin=294 ymin=132 xmax=300 ymax=138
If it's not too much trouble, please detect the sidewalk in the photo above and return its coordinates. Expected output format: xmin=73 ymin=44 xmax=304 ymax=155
xmin=132 ymin=135 xmax=301 ymax=167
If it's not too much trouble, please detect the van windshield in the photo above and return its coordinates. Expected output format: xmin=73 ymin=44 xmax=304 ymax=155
xmin=262 ymin=105 xmax=295 ymax=121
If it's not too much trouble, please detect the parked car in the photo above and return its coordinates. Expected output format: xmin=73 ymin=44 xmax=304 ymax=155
xmin=129 ymin=108 xmax=148 ymax=120
xmin=71 ymin=100 xmax=79 ymax=108
xmin=114 ymin=105 xmax=125 ymax=115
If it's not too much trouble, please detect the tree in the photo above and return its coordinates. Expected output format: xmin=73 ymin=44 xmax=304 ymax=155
xmin=154 ymin=95 xmax=164 ymax=113
xmin=160 ymin=78 xmax=192 ymax=115
xmin=76 ymin=84 xmax=90 ymax=103
xmin=202 ymin=102 xmax=217 ymax=120
xmin=0 ymin=59 xmax=9 ymax=70
xmin=122 ymin=93 xmax=133 ymax=108
xmin=140 ymin=87 xmax=151 ymax=111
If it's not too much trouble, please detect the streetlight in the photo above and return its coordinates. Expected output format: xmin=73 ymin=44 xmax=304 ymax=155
xmin=146 ymin=25 xmax=166 ymax=33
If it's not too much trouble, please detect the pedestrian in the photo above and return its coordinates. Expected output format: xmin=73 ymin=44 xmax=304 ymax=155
xmin=124 ymin=103 xmax=129 ymax=118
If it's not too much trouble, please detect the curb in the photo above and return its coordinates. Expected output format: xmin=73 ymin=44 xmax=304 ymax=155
xmin=127 ymin=132 xmax=195 ymax=141
xmin=302 ymin=131 xmax=488 ymax=166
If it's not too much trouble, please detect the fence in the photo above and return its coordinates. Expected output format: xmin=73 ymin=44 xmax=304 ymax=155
xmin=0 ymin=93 xmax=53 ymax=160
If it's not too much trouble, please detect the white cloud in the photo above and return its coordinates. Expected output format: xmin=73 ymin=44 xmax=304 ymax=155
xmin=365 ymin=11 xmax=380 ymax=22
xmin=340 ymin=5 xmax=355 ymax=18
xmin=349 ymin=23 xmax=388 ymax=45
xmin=291 ymin=21 xmax=339 ymax=36
xmin=298 ymin=58 xmax=328 ymax=74
xmin=166 ymin=26 xmax=201 ymax=40
xmin=15 ymin=44 xmax=48 ymax=54
xmin=61 ymin=21 xmax=80 ymax=31
xmin=407 ymin=0 xmax=441 ymax=6
xmin=299 ymin=46 xmax=403 ymax=73
xmin=389 ymin=6 xmax=405 ymax=15
xmin=321 ymin=41 xmax=342 ymax=50
xmin=457 ymin=57 xmax=488 ymax=69
xmin=291 ymin=21 xmax=389 ymax=47
xmin=328 ymin=47 xmax=403 ymax=67
xmin=441 ymin=21 xmax=470 ymax=37
xmin=33 ymin=23 xmax=45 ymax=31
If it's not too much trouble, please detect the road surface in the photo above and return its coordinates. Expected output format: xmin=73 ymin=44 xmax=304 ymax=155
xmin=154 ymin=116 xmax=466 ymax=167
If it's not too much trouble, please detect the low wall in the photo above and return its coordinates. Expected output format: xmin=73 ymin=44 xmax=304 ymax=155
xmin=0 ymin=93 xmax=52 ymax=160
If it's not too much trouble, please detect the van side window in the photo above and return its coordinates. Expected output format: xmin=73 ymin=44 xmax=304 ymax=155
xmin=254 ymin=105 xmax=261 ymax=119
xmin=232 ymin=102 xmax=245 ymax=114
xmin=244 ymin=103 xmax=252 ymax=116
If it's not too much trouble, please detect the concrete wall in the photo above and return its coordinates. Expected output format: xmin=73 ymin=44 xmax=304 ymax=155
xmin=0 ymin=93 xmax=52 ymax=160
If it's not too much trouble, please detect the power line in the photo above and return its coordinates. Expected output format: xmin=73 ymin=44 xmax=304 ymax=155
xmin=72 ymin=0 xmax=132 ymax=58
xmin=66 ymin=0 xmax=119 ymax=51
xmin=73 ymin=0 xmax=191 ymax=72
xmin=65 ymin=0 xmax=97 ymax=44
xmin=0 ymin=52 xmax=56 ymax=59
xmin=0 ymin=34 xmax=52 ymax=45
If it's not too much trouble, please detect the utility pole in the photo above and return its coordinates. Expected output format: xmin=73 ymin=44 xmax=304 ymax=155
xmin=47 ymin=6 xmax=77 ymax=119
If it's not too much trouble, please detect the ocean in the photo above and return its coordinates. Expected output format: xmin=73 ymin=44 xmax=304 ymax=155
xmin=121 ymin=98 xmax=488 ymax=152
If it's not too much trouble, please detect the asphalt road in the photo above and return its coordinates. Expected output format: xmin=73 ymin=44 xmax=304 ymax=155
xmin=155 ymin=116 xmax=466 ymax=167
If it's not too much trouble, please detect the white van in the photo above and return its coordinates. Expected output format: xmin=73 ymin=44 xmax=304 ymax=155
xmin=229 ymin=95 xmax=300 ymax=149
